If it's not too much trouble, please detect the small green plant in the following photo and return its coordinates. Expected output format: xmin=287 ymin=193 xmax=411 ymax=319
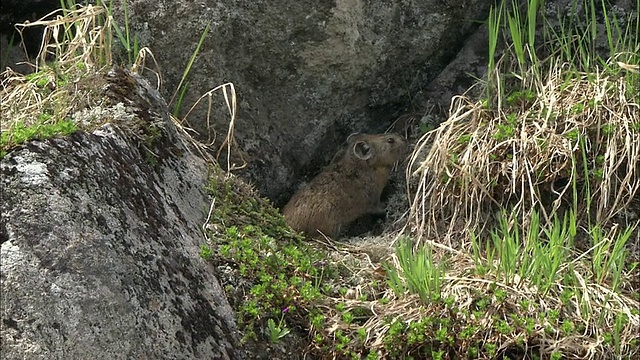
xmin=342 ymin=311 xmax=354 ymax=325
xmin=199 ymin=244 xmax=212 ymax=260
xmin=267 ymin=306 xmax=292 ymax=343
xmin=170 ymin=22 xmax=211 ymax=116
xmin=560 ymin=319 xmax=575 ymax=335
xmin=419 ymin=122 xmax=435 ymax=134
xmin=589 ymin=224 xmax=634 ymax=291
xmin=365 ymin=350 xmax=379 ymax=360
xmin=457 ymin=134 xmax=472 ymax=144
xmin=385 ymin=238 xmax=447 ymax=303
xmin=483 ymin=342 xmax=497 ymax=358
xmin=550 ymin=351 xmax=563 ymax=360
xmin=505 ymin=89 xmax=536 ymax=106
xmin=492 ymin=122 xmax=515 ymax=141
xmin=105 ymin=0 xmax=140 ymax=65
xmin=601 ymin=123 xmax=616 ymax=136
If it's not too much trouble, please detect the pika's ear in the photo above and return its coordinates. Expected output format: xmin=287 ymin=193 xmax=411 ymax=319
xmin=346 ymin=132 xmax=362 ymax=143
xmin=353 ymin=140 xmax=374 ymax=160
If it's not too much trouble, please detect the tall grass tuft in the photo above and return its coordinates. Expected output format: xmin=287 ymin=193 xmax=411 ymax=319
xmin=403 ymin=1 xmax=640 ymax=357
xmin=386 ymin=238 xmax=447 ymax=303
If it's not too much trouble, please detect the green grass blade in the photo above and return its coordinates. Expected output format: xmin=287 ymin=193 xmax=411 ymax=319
xmin=171 ymin=22 xmax=211 ymax=115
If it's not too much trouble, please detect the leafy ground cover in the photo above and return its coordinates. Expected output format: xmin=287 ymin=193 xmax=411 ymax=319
xmin=205 ymin=1 xmax=639 ymax=359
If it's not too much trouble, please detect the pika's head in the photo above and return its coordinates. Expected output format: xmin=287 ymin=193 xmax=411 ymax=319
xmin=346 ymin=133 xmax=407 ymax=167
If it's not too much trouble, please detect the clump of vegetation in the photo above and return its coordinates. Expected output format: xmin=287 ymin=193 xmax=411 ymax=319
xmin=0 ymin=1 xmax=224 ymax=163
xmin=410 ymin=0 xmax=639 ymax=238
xmin=0 ymin=4 xmax=115 ymax=158
xmin=202 ymin=171 xmax=328 ymax=342
xmin=400 ymin=0 xmax=640 ymax=358
xmin=204 ymin=167 xmax=637 ymax=359
xmin=0 ymin=119 xmax=77 ymax=158
xmin=409 ymin=0 xmax=640 ymax=259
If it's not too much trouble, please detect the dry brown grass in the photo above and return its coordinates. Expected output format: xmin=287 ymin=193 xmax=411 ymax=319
xmin=385 ymin=47 xmax=640 ymax=358
xmin=408 ymin=60 xmax=640 ymax=247
xmin=0 ymin=5 xmax=114 ymax=154
xmin=0 ymin=4 xmax=240 ymax=170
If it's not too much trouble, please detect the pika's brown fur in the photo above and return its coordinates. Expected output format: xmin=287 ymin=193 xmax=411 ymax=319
xmin=283 ymin=133 xmax=407 ymax=238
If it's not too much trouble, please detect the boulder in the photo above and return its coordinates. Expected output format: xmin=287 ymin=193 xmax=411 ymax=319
xmin=114 ymin=0 xmax=493 ymax=204
xmin=0 ymin=68 xmax=246 ymax=360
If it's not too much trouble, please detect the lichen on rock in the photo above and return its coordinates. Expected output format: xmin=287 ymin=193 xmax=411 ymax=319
xmin=1 ymin=68 xmax=246 ymax=359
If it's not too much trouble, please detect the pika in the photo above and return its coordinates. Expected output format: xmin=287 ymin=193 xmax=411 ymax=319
xmin=283 ymin=133 xmax=407 ymax=238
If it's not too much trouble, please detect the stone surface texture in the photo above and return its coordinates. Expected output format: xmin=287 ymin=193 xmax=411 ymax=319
xmin=0 ymin=69 xmax=246 ymax=360
xmin=114 ymin=0 xmax=493 ymax=204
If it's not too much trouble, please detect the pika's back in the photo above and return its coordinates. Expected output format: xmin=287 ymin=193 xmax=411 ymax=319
xmin=283 ymin=133 xmax=407 ymax=238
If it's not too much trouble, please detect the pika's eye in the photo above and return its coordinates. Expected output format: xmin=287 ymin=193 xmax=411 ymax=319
xmin=387 ymin=137 xmax=395 ymax=144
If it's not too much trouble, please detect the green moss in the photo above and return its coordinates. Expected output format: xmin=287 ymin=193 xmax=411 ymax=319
xmin=204 ymin=171 xmax=296 ymax=239
xmin=0 ymin=119 xmax=77 ymax=157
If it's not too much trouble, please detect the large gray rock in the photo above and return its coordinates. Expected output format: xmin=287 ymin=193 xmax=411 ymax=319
xmin=115 ymin=0 xmax=493 ymax=204
xmin=0 ymin=69 xmax=246 ymax=359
